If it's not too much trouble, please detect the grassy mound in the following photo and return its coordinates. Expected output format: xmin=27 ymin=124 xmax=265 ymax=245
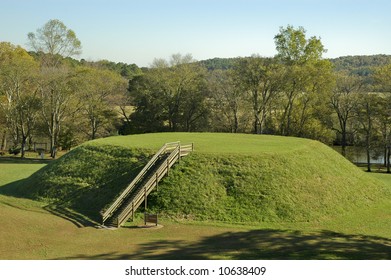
xmin=6 ymin=144 xmax=153 ymax=220
xmin=14 ymin=133 xmax=391 ymax=223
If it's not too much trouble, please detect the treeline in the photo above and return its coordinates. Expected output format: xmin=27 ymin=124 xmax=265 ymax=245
xmin=201 ymin=54 xmax=391 ymax=74
xmin=1 ymin=20 xmax=391 ymax=171
xmin=0 ymin=20 xmax=142 ymax=158
xmin=125 ymin=26 xmax=391 ymax=172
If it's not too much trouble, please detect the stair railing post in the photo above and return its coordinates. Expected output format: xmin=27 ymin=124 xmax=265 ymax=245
xmin=144 ymin=186 xmax=147 ymax=210
xmin=156 ymin=173 xmax=159 ymax=192
xmin=132 ymin=202 xmax=135 ymax=221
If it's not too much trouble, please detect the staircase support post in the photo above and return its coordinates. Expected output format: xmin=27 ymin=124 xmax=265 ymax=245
xmin=144 ymin=187 xmax=147 ymax=210
xmin=132 ymin=202 xmax=135 ymax=221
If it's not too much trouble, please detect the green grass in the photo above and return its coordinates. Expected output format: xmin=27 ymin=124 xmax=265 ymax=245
xmin=0 ymin=189 xmax=390 ymax=259
xmin=0 ymin=160 xmax=46 ymax=186
xmin=1 ymin=145 xmax=153 ymax=221
xmin=3 ymin=133 xmax=389 ymax=224
xmin=90 ymin=132 xmax=310 ymax=154
xmin=1 ymin=132 xmax=391 ymax=259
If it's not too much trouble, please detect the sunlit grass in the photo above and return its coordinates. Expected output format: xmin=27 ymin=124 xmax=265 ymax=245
xmin=0 ymin=133 xmax=390 ymax=259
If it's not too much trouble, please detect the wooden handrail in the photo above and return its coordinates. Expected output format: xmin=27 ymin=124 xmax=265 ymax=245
xmin=101 ymin=141 xmax=180 ymax=224
xmin=115 ymin=145 xmax=182 ymax=226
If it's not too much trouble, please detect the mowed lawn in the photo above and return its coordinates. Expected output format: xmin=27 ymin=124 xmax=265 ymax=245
xmin=1 ymin=157 xmax=391 ymax=260
xmin=90 ymin=132 xmax=311 ymax=155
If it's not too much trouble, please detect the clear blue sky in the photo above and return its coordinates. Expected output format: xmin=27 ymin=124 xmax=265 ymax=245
xmin=1 ymin=0 xmax=390 ymax=66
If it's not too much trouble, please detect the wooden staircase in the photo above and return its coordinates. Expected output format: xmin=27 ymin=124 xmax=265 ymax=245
xmin=101 ymin=142 xmax=193 ymax=228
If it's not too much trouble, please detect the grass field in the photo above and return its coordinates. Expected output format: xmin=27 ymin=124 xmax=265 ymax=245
xmin=1 ymin=133 xmax=391 ymax=259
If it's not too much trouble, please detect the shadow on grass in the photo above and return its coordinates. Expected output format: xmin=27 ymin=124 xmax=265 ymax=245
xmin=55 ymin=229 xmax=391 ymax=260
xmin=0 ymin=178 xmax=99 ymax=228
xmin=0 ymin=156 xmax=52 ymax=164
xmin=1 ymin=148 xmax=149 ymax=228
xmin=43 ymin=205 xmax=99 ymax=228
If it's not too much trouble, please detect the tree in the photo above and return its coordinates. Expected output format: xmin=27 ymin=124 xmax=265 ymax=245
xmin=130 ymin=54 xmax=208 ymax=133
xmin=355 ymin=93 xmax=382 ymax=172
xmin=152 ymin=54 xmax=208 ymax=132
xmin=0 ymin=42 xmax=40 ymax=157
xmin=330 ymin=73 xmax=363 ymax=157
xmin=274 ymin=25 xmax=328 ymax=136
xmin=373 ymin=64 xmax=391 ymax=171
xmin=289 ymin=60 xmax=334 ymax=141
xmin=274 ymin=25 xmax=325 ymax=65
xmin=375 ymin=94 xmax=391 ymax=172
xmin=28 ymin=19 xmax=82 ymax=157
xmin=28 ymin=19 xmax=81 ymax=67
xmin=233 ymin=56 xmax=283 ymax=134
xmin=208 ymin=69 xmax=247 ymax=133
xmin=74 ymin=67 xmax=127 ymax=139
xmin=374 ymin=64 xmax=391 ymax=92
xmin=38 ymin=66 xmax=79 ymax=158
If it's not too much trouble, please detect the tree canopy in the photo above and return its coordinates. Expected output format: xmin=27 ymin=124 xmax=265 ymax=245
xmin=1 ymin=21 xmax=391 ymax=170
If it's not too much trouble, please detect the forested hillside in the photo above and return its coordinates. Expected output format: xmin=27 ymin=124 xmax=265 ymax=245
xmin=199 ymin=54 xmax=391 ymax=74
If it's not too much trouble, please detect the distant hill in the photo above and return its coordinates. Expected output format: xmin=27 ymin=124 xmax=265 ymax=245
xmin=28 ymin=50 xmax=391 ymax=76
xmin=197 ymin=55 xmax=391 ymax=74
xmin=329 ymin=54 xmax=391 ymax=75
xmin=28 ymin=51 xmax=142 ymax=79
xmin=198 ymin=57 xmax=241 ymax=71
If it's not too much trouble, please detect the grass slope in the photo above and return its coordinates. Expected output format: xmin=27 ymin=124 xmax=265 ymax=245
xmin=4 ymin=132 xmax=390 ymax=224
xmin=1 ymin=145 xmax=153 ymax=221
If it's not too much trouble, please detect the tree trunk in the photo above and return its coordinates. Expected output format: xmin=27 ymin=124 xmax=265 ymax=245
xmin=91 ymin=117 xmax=97 ymax=140
xmin=366 ymin=147 xmax=371 ymax=172
xmin=1 ymin=130 xmax=7 ymax=151
xmin=21 ymin=136 xmax=27 ymax=158
xmin=233 ymin=112 xmax=238 ymax=133
xmin=341 ymin=131 xmax=347 ymax=157
xmin=253 ymin=116 xmax=260 ymax=134
xmin=50 ymin=137 xmax=56 ymax=158
xmin=285 ymin=101 xmax=294 ymax=136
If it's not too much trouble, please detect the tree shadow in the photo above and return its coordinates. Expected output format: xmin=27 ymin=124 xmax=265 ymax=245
xmin=43 ymin=205 xmax=98 ymax=228
xmin=0 ymin=156 xmax=52 ymax=164
xmin=54 ymin=229 xmax=391 ymax=260
xmin=0 ymin=178 xmax=98 ymax=228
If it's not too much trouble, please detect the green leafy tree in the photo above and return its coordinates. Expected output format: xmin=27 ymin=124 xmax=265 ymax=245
xmin=375 ymin=94 xmax=391 ymax=172
xmin=274 ymin=25 xmax=329 ymax=136
xmin=373 ymin=64 xmax=391 ymax=170
xmin=130 ymin=54 xmax=208 ymax=132
xmin=0 ymin=42 xmax=40 ymax=157
xmin=274 ymin=25 xmax=325 ymax=65
xmin=128 ymin=74 xmax=167 ymax=133
xmin=38 ymin=66 xmax=79 ymax=157
xmin=374 ymin=64 xmax=391 ymax=92
xmin=355 ymin=93 xmax=382 ymax=172
xmin=208 ymin=69 xmax=249 ymax=133
xmin=74 ymin=67 xmax=127 ymax=139
xmin=330 ymin=73 xmax=363 ymax=156
xmin=233 ymin=56 xmax=283 ymax=134
xmin=28 ymin=19 xmax=82 ymax=157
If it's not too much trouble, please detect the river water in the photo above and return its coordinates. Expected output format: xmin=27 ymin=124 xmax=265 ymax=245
xmin=332 ymin=146 xmax=385 ymax=164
